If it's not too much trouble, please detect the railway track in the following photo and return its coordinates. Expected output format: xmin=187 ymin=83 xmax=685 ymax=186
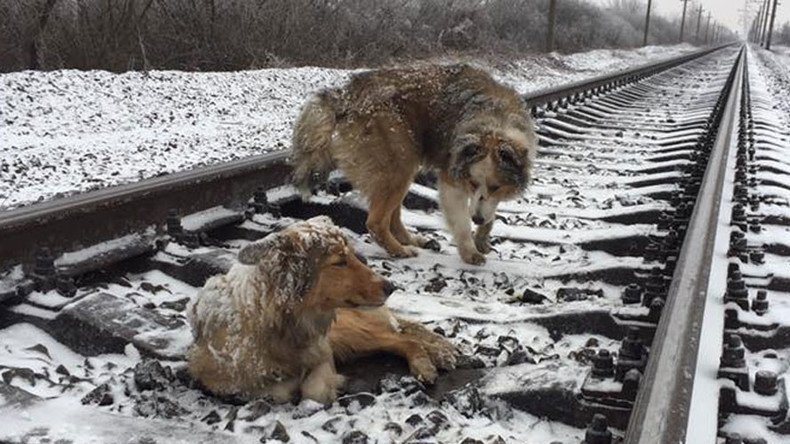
xmin=2 ymin=43 xmax=788 ymax=443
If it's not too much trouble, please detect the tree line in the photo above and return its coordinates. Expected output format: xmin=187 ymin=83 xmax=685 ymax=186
xmin=1 ymin=0 xmax=736 ymax=73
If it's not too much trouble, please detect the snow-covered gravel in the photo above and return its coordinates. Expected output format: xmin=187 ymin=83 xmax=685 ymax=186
xmin=0 ymin=44 xmax=696 ymax=210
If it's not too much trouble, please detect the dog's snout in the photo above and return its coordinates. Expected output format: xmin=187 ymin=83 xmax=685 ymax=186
xmin=382 ymin=280 xmax=397 ymax=297
xmin=472 ymin=214 xmax=485 ymax=225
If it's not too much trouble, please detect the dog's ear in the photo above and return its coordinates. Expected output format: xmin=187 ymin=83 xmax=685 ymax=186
xmin=238 ymin=221 xmax=335 ymax=307
xmin=450 ymin=141 xmax=485 ymax=180
xmin=238 ymin=234 xmax=280 ymax=265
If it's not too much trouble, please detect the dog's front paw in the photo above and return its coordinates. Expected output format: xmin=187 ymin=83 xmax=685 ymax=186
xmin=428 ymin=343 xmax=459 ymax=371
xmin=474 ymin=236 xmax=492 ymax=254
xmin=390 ymin=245 xmax=419 ymax=258
xmin=460 ymin=248 xmax=486 ymax=265
xmin=412 ymin=234 xmax=440 ymax=252
xmin=301 ymin=379 xmax=340 ymax=405
xmin=409 ymin=356 xmax=439 ymax=385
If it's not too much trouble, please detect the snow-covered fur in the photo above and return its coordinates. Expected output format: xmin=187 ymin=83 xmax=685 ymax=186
xmin=291 ymin=64 xmax=537 ymax=265
xmin=187 ymin=216 xmax=457 ymax=403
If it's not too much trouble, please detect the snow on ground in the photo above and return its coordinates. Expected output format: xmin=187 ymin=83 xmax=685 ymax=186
xmin=0 ymin=44 xmax=696 ymax=211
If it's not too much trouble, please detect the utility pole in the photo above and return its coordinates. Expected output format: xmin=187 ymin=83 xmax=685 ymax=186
xmin=704 ymin=12 xmax=712 ymax=44
xmin=766 ymin=0 xmax=779 ymax=49
xmin=695 ymin=5 xmax=703 ymax=43
xmin=546 ymin=0 xmax=557 ymax=52
xmin=644 ymin=0 xmax=653 ymax=46
xmin=754 ymin=0 xmax=764 ymax=42
xmin=760 ymin=0 xmax=771 ymax=46
xmin=679 ymin=0 xmax=690 ymax=42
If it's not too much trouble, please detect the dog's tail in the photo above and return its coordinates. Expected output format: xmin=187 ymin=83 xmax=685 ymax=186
xmin=291 ymin=90 xmax=339 ymax=199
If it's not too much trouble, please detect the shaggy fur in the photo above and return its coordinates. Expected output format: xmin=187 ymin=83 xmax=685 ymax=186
xmin=187 ymin=216 xmax=457 ymax=404
xmin=291 ymin=64 xmax=537 ymax=264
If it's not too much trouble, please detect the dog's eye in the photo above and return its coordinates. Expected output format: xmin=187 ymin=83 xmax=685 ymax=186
xmin=461 ymin=143 xmax=482 ymax=159
xmin=498 ymin=146 xmax=520 ymax=166
xmin=470 ymin=180 xmax=480 ymax=189
xmin=489 ymin=185 xmax=501 ymax=193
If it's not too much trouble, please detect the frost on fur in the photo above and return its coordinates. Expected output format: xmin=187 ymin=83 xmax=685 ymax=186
xmin=237 ymin=216 xmax=345 ymax=309
xmin=186 ymin=216 xmax=345 ymax=400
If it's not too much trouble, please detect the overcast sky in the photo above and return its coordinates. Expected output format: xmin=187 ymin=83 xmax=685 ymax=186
xmin=588 ymin=0 xmax=790 ymax=38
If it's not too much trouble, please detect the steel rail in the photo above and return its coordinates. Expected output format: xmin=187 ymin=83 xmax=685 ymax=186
xmin=624 ymin=46 xmax=745 ymax=444
xmin=524 ymin=42 xmax=735 ymax=110
xmin=0 ymin=44 xmax=735 ymax=269
xmin=0 ymin=151 xmax=290 ymax=268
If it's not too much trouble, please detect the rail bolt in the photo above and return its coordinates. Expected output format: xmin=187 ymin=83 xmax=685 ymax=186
xmin=648 ymin=298 xmax=664 ymax=323
xmin=720 ymin=335 xmax=746 ymax=369
xmin=643 ymin=243 xmax=661 ymax=263
xmin=622 ymin=368 xmax=641 ymax=401
xmin=728 ymin=238 xmax=748 ymax=261
xmin=583 ymin=414 xmax=612 ymax=444
xmin=724 ymin=274 xmax=749 ymax=311
xmin=731 ymin=203 xmax=746 ymax=220
xmin=749 ymin=250 xmax=764 ymax=264
xmin=56 ymin=276 xmax=77 ymax=298
xmin=591 ymin=349 xmax=614 ymax=379
xmin=268 ymin=202 xmax=282 ymax=218
xmin=662 ymin=230 xmax=678 ymax=248
xmin=615 ymin=328 xmax=646 ymax=381
xmin=33 ymin=247 xmax=56 ymax=278
xmin=643 ymin=268 xmax=665 ymax=307
xmin=166 ymin=209 xmax=183 ymax=238
xmin=31 ymin=247 xmax=57 ymax=293
xmin=752 ymin=290 xmax=769 ymax=316
xmin=657 ymin=213 xmax=672 ymax=231
xmin=675 ymin=202 xmax=689 ymax=219
xmin=619 ymin=328 xmax=645 ymax=361
xmin=182 ymin=232 xmax=200 ymax=249
xmin=727 ymin=263 xmax=741 ymax=279
xmin=621 ymin=283 xmax=642 ymax=305
xmin=754 ymin=370 xmax=778 ymax=396
xmin=249 ymin=187 xmax=269 ymax=213
xmin=734 ymin=186 xmax=748 ymax=201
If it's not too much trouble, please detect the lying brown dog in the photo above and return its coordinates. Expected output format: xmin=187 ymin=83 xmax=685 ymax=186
xmin=187 ymin=216 xmax=457 ymax=404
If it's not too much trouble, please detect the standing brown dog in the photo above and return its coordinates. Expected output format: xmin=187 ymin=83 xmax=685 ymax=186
xmin=291 ymin=64 xmax=537 ymax=264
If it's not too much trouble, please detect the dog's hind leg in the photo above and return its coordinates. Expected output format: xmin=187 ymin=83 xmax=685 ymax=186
xmin=301 ymin=360 xmax=345 ymax=404
xmin=367 ymin=181 xmax=418 ymax=258
xmin=390 ymin=199 xmax=432 ymax=250
xmin=268 ymin=377 xmax=302 ymax=403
